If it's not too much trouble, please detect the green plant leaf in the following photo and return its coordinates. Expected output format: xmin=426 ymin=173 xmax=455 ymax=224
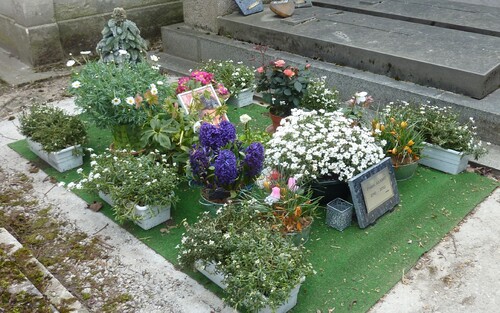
xmin=294 ymin=81 xmax=303 ymax=92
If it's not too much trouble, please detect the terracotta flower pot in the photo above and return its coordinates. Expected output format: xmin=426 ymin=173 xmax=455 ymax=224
xmin=266 ymin=112 xmax=284 ymax=133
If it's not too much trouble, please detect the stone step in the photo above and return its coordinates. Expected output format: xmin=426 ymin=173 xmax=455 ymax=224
xmin=312 ymin=0 xmax=500 ymax=37
xmin=217 ymin=5 xmax=500 ymax=99
xmin=161 ymin=23 xmax=500 ymax=145
xmin=0 ymin=228 xmax=89 ymax=313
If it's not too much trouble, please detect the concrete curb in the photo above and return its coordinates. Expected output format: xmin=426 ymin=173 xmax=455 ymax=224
xmin=0 ymin=228 xmax=89 ymax=313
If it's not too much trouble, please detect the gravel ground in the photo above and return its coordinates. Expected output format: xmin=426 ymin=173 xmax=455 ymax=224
xmin=0 ymin=99 xmax=231 ymax=312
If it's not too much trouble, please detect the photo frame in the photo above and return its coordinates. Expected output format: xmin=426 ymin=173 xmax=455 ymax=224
xmin=347 ymin=157 xmax=400 ymax=228
xmin=177 ymin=85 xmax=228 ymax=125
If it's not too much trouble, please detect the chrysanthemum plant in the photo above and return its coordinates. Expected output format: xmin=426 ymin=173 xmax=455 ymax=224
xmin=188 ymin=121 xmax=265 ymax=202
xmin=69 ymin=56 xmax=169 ymax=130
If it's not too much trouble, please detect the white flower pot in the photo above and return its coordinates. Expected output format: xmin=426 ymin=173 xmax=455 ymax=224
xmin=98 ymin=191 xmax=114 ymax=207
xmin=195 ymin=260 xmax=227 ymax=289
xmin=195 ymin=260 xmax=302 ymax=313
xmin=26 ymin=138 xmax=83 ymax=173
xmin=419 ymin=142 xmax=469 ymax=175
xmin=134 ymin=204 xmax=171 ymax=230
xmin=226 ymin=88 xmax=254 ymax=108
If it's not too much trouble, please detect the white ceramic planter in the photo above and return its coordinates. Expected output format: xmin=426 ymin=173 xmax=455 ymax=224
xmin=195 ymin=260 xmax=227 ymax=289
xmin=419 ymin=142 xmax=469 ymax=175
xmin=98 ymin=191 xmax=114 ymax=207
xmin=26 ymin=138 xmax=83 ymax=172
xmin=195 ymin=260 xmax=302 ymax=313
xmin=134 ymin=204 xmax=171 ymax=230
xmin=226 ymin=88 xmax=254 ymax=108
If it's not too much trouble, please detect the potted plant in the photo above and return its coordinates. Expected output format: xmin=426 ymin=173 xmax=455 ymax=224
xmin=265 ymin=109 xmax=385 ymax=203
xmin=383 ymin=102 xmax=488 ymax=174
xmin=70 ymin=150 xmax=181 ymax=229
xmin=300 ymin=76 xmax=340 ymax=112
xmin=69 ymin=57 xmax=170 ymax=150
xmin=255 ymin=59 xmax=311 ymax=131
xmin=140 ymin=97 xmax=200 ymax=169
xmin=371 ymin=113 xmax=425 ymax=181
xmin=18 ymin=104 xmax=87 ymax=172
xmin=249 ymin=169 xmax=320 ymax=245
xmin=201 ymin=60 xmax=255 ymax=107
xmin=177 ymin=202 xmax=314 ymax=312
xmin=96 ymin=7 xmax=148 ymax=65
xmin=188 ymin=120 xmax=265 ymax=207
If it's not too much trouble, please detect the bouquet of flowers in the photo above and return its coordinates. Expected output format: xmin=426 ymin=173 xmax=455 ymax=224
xmin=249 ymin=169 xmax=320 ymax=235
xmin=255 ymin=59 xmax=311 ymax=117
xmin=266 ymin=109 xmax=385 ymax=181
xmin=188 ymin=120 xmax=265 ymax=201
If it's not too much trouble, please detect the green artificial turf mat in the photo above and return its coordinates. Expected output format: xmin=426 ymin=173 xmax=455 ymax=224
xmin=8 ymin=103 xmax=498 ymax=313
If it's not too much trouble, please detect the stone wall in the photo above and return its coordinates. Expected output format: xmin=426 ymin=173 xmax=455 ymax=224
xmin=183 ymin=0 xmax=272 ymax=33
xmin=0 ymin=0 xmax=183 ymax=66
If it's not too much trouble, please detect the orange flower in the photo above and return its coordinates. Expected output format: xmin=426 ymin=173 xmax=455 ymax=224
xmin=390 ymin=117 xmax=396 ymax=123
xmin=404 ymin=146 xmax=412 ymax=153
xmin=407 ymin=139 xmax=415 ymax=146
xmin=389 ymin=148 xmax=397 ymax=155
xmin=283 ymin=68 xmax=295 ymax=78
xmin=380 ymin=124 xmax=385 ymax=131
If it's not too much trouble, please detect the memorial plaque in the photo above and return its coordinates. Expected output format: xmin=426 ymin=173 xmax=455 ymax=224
xmin=348 ymin=157 xmax=400 ymax=228
xmin=235 ymin=0 xmax=264 ymax=16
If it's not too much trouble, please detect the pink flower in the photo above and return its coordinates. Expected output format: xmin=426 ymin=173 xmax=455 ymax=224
xmin=287 ymin=177 xmax=298 ymax=191
xmin=217 ymin=83 xmax=229 ymax=96
xmin=270 ymin=186 xmax=281 ymax=199
xmin=283 ymin=68 xmax=295 ymax=78
xmin=274 ymin=59 xmax=286 ymax=67
xmin=305 ymin=63 xmax=311 ymax=69
xmin=257 ymin=66 xmax=264 ymax=74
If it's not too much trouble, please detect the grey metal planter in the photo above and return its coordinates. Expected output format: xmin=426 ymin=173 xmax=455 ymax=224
xmin=326 ymin=198 xmax=353 ymax=231
xmin=419 ymin=142 xmax=469 ymax=174
xmin=225 ymin=88 xmax=254 ymax=108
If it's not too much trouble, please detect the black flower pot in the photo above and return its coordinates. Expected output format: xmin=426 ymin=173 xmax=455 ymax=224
xmin=309 ymin=176 xmax=351 ymax=205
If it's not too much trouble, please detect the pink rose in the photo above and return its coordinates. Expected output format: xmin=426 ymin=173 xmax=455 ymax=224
xmin=256 ymin=66 xmax=264 ymax=74
xmin=283 ymin=68 xmax=295 ymax=78
xmin=274 ymin=59 xmax=286 ymax=67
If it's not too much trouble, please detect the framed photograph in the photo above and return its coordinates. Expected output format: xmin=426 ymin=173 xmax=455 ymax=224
xmin=347 ymin=157 xmax=400 ymax=228
xmin=177 ymin=85 xmax=228 ymax=125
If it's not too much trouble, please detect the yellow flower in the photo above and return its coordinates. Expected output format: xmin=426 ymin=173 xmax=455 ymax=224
xmin=380 ymin=124 xmax=385 ymax=131
xmin=400 ymin=121 xmax=408 ymax=129
xmin=389 ymin=148 xmax=397 ymax=155
xmin=407 ymin=139 xmax=415 ymax=146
